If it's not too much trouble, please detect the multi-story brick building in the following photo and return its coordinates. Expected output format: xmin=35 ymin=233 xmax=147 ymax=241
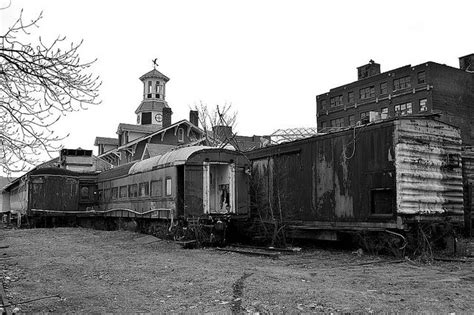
xmin=316 ymin=54 xmax=474 ymax=145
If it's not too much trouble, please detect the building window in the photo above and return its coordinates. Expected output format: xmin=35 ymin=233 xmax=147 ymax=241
xmin=381 ymin=107 xmax=389 ymax=119
xmin=359 ymin=86 xmax=375 ymax=100
xmin=150 ymin=180 xmax=163 ymax=197
xmin=320 ymin=99 xmax=328 ymax=110
xmin=147 ymin=81 xmax=153 ymax=98
xmin=348 ymin=115 xmax=355 ymax=126
xmin=380 ymin=82 xmax=388 ymax=95
xmin=417 ymin=71 xmax=426 ymax=84
xmin=394 ymin=102 xmax=413 ymax=116
xmin=330 ymin=95 xmax=343 ymax=107
xmin=139 ymin=182 xmax=149 ymax=197
xmin=320 ymin=121 xmax=328 ymax=129
xmin=178 ymin=128 xmax=185 ymax=142
xmin=142 ymin=112 xmax=151 ymax=125
xmin=419 ymin=98 xmax=427 ymax=112
xmin=393 ymin=76 xmax=411 ymax=90
xmin=165 ymin=177 xmax=172 ymax=196
xmin=119 ymin=186 xmax=128 ymax=199
xmin=128 ymin=184 xmax=138 ymax=198
xmin=330 ymin=117 xmax=345 ymax=127
xmin=348 ymin=91 xmax=354 ymax=104
xmin=360 ymin=111 xmax=370 ymax=121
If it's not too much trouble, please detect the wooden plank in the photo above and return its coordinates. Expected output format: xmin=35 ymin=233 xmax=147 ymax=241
xmin=216 ymin=247 xmax=280 ymax=259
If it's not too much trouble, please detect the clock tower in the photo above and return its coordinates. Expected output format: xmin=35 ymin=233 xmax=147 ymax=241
xmin=135 ymin=66 xmax=172 ymax=128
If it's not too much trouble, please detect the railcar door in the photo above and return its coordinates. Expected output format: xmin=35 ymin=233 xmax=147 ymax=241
xmin=203 ymin=162 xmax=235 ymax=214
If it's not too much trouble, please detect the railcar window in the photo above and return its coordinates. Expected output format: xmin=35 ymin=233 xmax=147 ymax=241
xmin=129 ymin=184 xmax=138 ymax=198
xmin=150 ymin=180 xmax=163 ymax=197
xmin=139 ymin=182 xmax=149 ymax=197
xmin=165 ymin=177 xmax=172 ymax=196
xmin=119 ymin=186 xmax=127 ymax=199
xmin=104 ymin=189 xmax=111 ymax=201
xmin=80 ymin=187 xmax=89 ymax=199
xmin=111 ymin=187 xmax=118 ymax=200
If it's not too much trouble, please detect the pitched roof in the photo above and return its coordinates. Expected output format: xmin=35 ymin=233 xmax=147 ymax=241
xmin=94 ymin=137 xmax=119 ymax=146
xmin=116 ymin=123 xmax=162 ymax=134
xmin=139 ymin=69 xmax=170 ymax=82
xmin=117 ymin=119 xmax=205 ymax=150
xmin=134 ymin=100 xmax=169 ymax=114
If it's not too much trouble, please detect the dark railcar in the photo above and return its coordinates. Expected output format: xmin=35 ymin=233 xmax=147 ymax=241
xmin=247 ymin=117 xmax=464 ymax=237
xmin=2 ymin=168 xmax=98 ymax=216
xmin=97 ymin=146 xmax=250 ymax=220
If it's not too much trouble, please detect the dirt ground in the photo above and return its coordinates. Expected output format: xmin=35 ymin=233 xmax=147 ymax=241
xmin=0 ymin=227 xmax=472 ymax=313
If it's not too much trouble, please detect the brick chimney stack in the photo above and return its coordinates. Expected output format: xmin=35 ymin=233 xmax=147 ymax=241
xmin=459 ymin=53 xmax=474 ymax=72
xmin=357 ymin=59 xmax=381 ymax=80
xmin=189 ymin=110 xmax=199 ymax=127
xmin=162 ymin=107 xmax=172 ymax=128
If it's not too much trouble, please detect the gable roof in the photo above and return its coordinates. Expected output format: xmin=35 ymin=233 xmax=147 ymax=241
xmin=94 ymin=137 xmax=119 ymax=146
xmin=117 ymin=119 xmax=205 ymax=150
xmin=139 ymin=69 xmax=170 ymax=82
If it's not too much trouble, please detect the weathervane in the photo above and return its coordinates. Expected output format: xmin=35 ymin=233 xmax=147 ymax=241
xmin=152 ymin=58 xmax=159 ymax=69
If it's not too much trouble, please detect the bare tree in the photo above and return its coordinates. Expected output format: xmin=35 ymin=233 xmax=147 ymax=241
xmin=192 ymin=101 xmax=238 ymax=148
xmin=0 ymin=10 xmax=101 ymax=175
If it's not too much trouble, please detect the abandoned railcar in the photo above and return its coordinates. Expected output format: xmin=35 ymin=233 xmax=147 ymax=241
xmin=247 ymin=117 xmax=465 ymax=240
xmin=1 ymin=168 xmax=98 ymax=218
xmin=96 ymin=146 xmax=250 ymax=220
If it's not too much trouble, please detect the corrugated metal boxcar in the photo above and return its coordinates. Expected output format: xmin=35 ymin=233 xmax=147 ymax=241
xmin=96 ymin=146 xmax=250 ymax=220
xmin=247 ymin=117 xmax=464 ymax=237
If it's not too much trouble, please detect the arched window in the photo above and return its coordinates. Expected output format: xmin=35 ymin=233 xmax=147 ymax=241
xmin=178 ymin=128 xmax=185 ymax=142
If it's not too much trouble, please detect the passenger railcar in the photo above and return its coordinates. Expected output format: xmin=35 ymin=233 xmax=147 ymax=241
xmin=97 ymin=146 xmax=250 ymax=220
xmin=246 ymin=117 xmax=465 ymax=242
xmin=2 ymin=168 xmax=98 ymax=218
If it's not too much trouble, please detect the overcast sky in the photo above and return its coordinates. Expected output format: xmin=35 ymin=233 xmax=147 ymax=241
xmin=1 ymin=0 xmax=473 ymax=158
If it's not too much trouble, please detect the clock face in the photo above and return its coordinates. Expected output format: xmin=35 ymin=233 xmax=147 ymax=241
xmin=155 ymin=113 xmax=162 ymax=123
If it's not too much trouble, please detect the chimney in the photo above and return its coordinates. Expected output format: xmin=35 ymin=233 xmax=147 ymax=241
xmin=212 ymin=125 xmax=233 ymax=142
xmin=459 ymin=53 xmax=474 ymax=71
xmin=357 ymin=59 xmax=381 ymax=80
xmin=189 ymin=110 xmax=199 ymax=127
xmin=162 ymin=107 xmax=172 ymax=128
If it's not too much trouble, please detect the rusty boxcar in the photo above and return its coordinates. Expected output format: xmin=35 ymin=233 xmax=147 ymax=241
xmin=247 ymin=117 xmax=465 ymax=240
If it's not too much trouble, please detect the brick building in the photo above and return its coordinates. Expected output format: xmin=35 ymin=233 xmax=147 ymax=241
xmin=316 ymin=54 xmax=474 ymax=145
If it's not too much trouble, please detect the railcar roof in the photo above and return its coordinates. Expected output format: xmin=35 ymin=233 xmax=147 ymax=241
xmin=129 ymin=146 xmax=228 ymax=175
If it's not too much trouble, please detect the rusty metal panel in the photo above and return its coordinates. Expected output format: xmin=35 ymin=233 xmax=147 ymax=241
xmin=394 ymin=119 xmax=464 ymax=215
xmin=249 ymin=122 xmax=397 ymax=223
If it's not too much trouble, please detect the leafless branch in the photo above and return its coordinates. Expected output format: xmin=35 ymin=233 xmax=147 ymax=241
xmin=0 ymin=10 xmax=101 ymax=175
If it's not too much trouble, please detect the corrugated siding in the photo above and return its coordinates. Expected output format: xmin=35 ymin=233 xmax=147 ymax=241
xmin=395 ymin=119 xmax=464 ymax=215
xmin=462 ymin=147 xmax=474 ymax=216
